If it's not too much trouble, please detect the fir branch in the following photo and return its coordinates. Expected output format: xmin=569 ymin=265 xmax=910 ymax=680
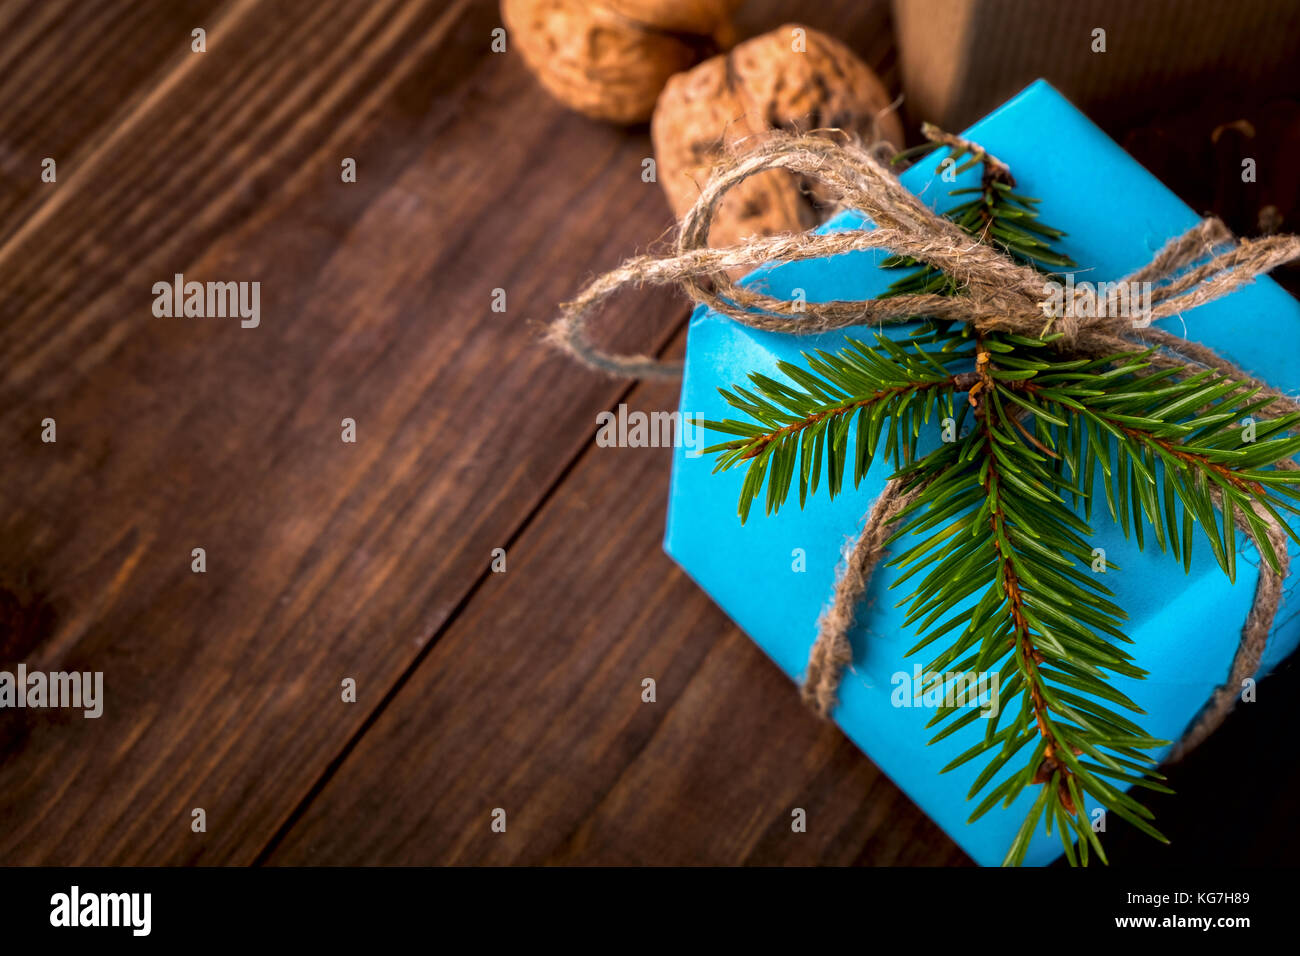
xmin=888 ymin=340 xmax=1174 ymax=866
xmin=1011 ymin=363 xmax=1300 ymax=578
xmin=702 ymin=327 xmax=976 ymax=522
xmin=701 ymin=142 xmax=1300 ymax=865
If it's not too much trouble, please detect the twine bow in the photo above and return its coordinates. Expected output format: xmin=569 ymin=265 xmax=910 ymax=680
xmin=547 ymin=129 xmax=1300 ymax=758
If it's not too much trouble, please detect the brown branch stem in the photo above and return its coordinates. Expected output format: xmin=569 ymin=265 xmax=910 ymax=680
xmin=737 ymin=373 xmax=981 ymax=460
xmin=977 ymin=344 xmax=1078 ymax=816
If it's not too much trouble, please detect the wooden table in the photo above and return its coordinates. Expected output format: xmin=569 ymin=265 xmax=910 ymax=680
xmin=2 ymin=0 xmax=1297 ymax=866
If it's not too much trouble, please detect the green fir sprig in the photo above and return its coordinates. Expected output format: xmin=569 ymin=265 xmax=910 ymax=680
xmin=702 ymin=146 xmax=1300 ymax=865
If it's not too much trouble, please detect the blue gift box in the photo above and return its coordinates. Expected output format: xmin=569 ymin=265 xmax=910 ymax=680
xmin=664 ymin=80 xmax=1300 ymax=866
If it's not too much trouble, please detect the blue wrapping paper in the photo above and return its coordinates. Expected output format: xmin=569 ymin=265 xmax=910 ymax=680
xmin=664 ymin=80 xmax=1300 ymax=866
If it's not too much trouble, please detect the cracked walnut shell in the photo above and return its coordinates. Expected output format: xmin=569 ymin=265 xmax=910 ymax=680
xmin=652 ymin=24 xmax=904 ymax=247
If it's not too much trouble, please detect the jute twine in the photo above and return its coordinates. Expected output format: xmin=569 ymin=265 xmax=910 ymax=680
xmin=547 ymin=127 xmax=1300 ymax=758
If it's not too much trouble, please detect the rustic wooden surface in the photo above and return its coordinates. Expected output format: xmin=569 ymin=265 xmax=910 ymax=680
xmin=2 ymin=0 xmax=1298 ymax=867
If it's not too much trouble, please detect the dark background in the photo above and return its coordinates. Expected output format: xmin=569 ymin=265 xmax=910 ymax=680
xmin=1 ymin=0 xmax=1297 ymax=866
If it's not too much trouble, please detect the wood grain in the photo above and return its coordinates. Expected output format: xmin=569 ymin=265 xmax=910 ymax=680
xmin=0 ymin=0 xmax=229 ymax=246
xmin=263 ymin=343 xmax=973 ymax=865
xmin=0 ymin=0 xmax=685 ymax=864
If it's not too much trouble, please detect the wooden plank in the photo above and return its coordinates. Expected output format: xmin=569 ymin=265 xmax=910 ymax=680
xmin=262 ymin=339 xmax=971 ymax=865
xmin=0 ymin=0 xmax=230 ymax=245
xmin=0 ymin=0 xmax=686 ymax=863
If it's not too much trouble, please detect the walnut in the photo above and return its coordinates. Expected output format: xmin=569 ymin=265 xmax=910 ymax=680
xmin=602 ymin=0 xmax=739 ymax=38
xmin=501 ymin=0 xmax=741 ymax=124
xmin=652 ymin=24 xmax=904 ymax=248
